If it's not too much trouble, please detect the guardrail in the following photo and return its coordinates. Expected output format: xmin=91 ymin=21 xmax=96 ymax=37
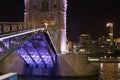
xmin=0 ymin=73 xmax=17 ymax=80
xmin=88 ymin=57 xmax=120 ymax=63
xmin=0 ymin=22 xmax=45 ymax=34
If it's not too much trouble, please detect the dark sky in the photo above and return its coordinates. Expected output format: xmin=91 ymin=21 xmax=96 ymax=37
xmin=0 ymin=0 xmax=120 ymax=42
xmin=67 ymin=0 xmax=120 ymax=42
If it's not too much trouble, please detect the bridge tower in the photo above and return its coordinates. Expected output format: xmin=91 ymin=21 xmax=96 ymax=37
xmin=24 ymin=0 xmax=67 ymax=54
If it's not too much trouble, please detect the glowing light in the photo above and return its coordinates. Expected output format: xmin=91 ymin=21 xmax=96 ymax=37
xmin=0 ymin=28 xmax=44 ymax=41
xmin=44 ymin=23 xmax=48 ymax=28
xmin=60 ymin=0 xmax=67 ymax=54
xmin=106 ymin=22 xmax=113 ymax=27
xmin=80 ymin=48 xmax=86 ymax=53
xmin=15 ymin=32 xmax=57 ymax=68
xmin=60 ymin=29 xmax=67 ymax=53
xmin=16 ymin=48 xmax=36 ymax=67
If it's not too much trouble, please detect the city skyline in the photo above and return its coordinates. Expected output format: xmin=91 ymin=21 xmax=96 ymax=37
xmin=67 ymin=0 xmax=120 ymax=42
xmin=0 ymin=0 xmax=120 ymax=42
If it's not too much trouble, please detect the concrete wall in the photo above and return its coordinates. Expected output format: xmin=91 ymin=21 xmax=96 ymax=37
xmin=57 ymin=54 xmax=99 ymax=76
xmin=0 ymin=53 xmax=99 ymax=76
xmin=0 ymin=53 xmax=26 ymax=75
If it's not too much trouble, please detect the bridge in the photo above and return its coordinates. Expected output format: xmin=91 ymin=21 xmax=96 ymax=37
xmin=0 ymin=22 xmax=57 ymax=69
xmin=0 ymin=22 xmax=112 ymax=78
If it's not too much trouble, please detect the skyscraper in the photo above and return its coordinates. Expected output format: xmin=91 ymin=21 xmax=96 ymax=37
xmin=106 ymin=22 xmax=113 ymax=46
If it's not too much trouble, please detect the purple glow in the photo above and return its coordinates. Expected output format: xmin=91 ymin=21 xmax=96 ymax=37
xmin=15 ymin=32 xmax=57 ymax=68
xmin=23 ymin=42 xmax=45 ymax=68
xmin=11 ymin=40 xmax=19 ymax=46
xmin=0 ymin=48 xmax=5 ymax=55
xmin=16 ymin=48 xmax=36 ymax=67
xmin=60 ymin=0 xmax=67 ymax=54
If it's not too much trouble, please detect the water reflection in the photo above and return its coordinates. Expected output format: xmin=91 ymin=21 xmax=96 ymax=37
xmin=99 ymin=63 xmax=118 ymax=80
xmin=18 ymin=63 xmax=120 ymax=80
xmin=18 ymin=76 xmax=99 ymax=80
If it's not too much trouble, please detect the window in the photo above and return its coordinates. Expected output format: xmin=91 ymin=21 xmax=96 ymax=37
xmin=33 ymin=4 xmax=37 ymax=9
xmin=41 ymin=1 xmax=49 ymax=11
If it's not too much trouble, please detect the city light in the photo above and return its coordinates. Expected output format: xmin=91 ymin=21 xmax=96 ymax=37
xmin=106 ymin=22 xmax=113 ymax=27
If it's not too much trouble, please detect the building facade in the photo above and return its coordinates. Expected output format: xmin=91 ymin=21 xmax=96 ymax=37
xmin=79 ymin=34 xmax=91 ymax=53
xmin=24 ymin=0 xmax=67 ymax=54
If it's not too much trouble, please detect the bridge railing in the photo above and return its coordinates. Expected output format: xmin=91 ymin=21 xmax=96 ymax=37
xmin=0 ymin=22 xmax=45 ymax=35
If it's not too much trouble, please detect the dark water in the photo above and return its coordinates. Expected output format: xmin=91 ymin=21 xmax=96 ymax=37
xmin=18 ymin=76 xmax=99 ymax=80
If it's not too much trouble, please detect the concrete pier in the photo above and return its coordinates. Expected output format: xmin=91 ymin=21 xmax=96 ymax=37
xmin=58 ymin=53 xmax=99 ymax=76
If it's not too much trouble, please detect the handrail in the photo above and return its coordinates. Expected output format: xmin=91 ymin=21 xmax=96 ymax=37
xmin=0 ymin=73 xmax=17 ymax=80
xmin=0 ymin=27 xmax=44 ymax=41
xmin=0 ymin=22 xmax=45 ymax=35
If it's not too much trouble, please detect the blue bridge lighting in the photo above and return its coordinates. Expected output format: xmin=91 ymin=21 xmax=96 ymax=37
xmin=15 ymin=31 xmax=57 ymax=68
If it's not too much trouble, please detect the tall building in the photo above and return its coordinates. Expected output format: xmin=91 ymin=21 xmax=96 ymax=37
xmin=79 ymin=34 xmax=91 ymax=53
xmin=106 ymin=22 xmax=114 ymax=46
xmin=24 ymin=0 xmax=67 ymax=54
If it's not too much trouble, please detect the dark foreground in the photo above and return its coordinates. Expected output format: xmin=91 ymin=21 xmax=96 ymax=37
xmin=18 ymin=75 xmax=99 ymax=80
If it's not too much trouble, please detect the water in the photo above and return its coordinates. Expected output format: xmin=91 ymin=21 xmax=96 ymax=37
xmin=18 ymin=76 xmax=99 ymax=80
xmin=18 ymin=62 xmax=119 ymax=80
xmin=99 ymin=63 xmax=119 ymax=80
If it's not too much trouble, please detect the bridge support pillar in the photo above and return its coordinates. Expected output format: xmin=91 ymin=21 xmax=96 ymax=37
xmin=59 ymin=29 xmax=66 ymax=54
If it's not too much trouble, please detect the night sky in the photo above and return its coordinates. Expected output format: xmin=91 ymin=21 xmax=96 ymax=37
xmin=0 ymin=0 xmax=120 ymax=42
xmin=67 ymin=0 xmax=120 ymax=42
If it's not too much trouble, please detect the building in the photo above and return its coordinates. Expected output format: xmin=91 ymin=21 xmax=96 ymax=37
xmin=106 ymin=22 xmax=114 ymax=46
xmin=79 ymin=34 xmax=91 ymax=53
xmin=24 ymin=0 xmax=67 ymax=54
xmin=98 ymin=36 xmax=110 ymax=56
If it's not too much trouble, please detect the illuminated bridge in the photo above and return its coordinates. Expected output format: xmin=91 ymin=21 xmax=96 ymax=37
xmin=0 ymin=22 xmax=57 ymax=70
xmin=0 ymin=22 xmax=99 ymax=78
